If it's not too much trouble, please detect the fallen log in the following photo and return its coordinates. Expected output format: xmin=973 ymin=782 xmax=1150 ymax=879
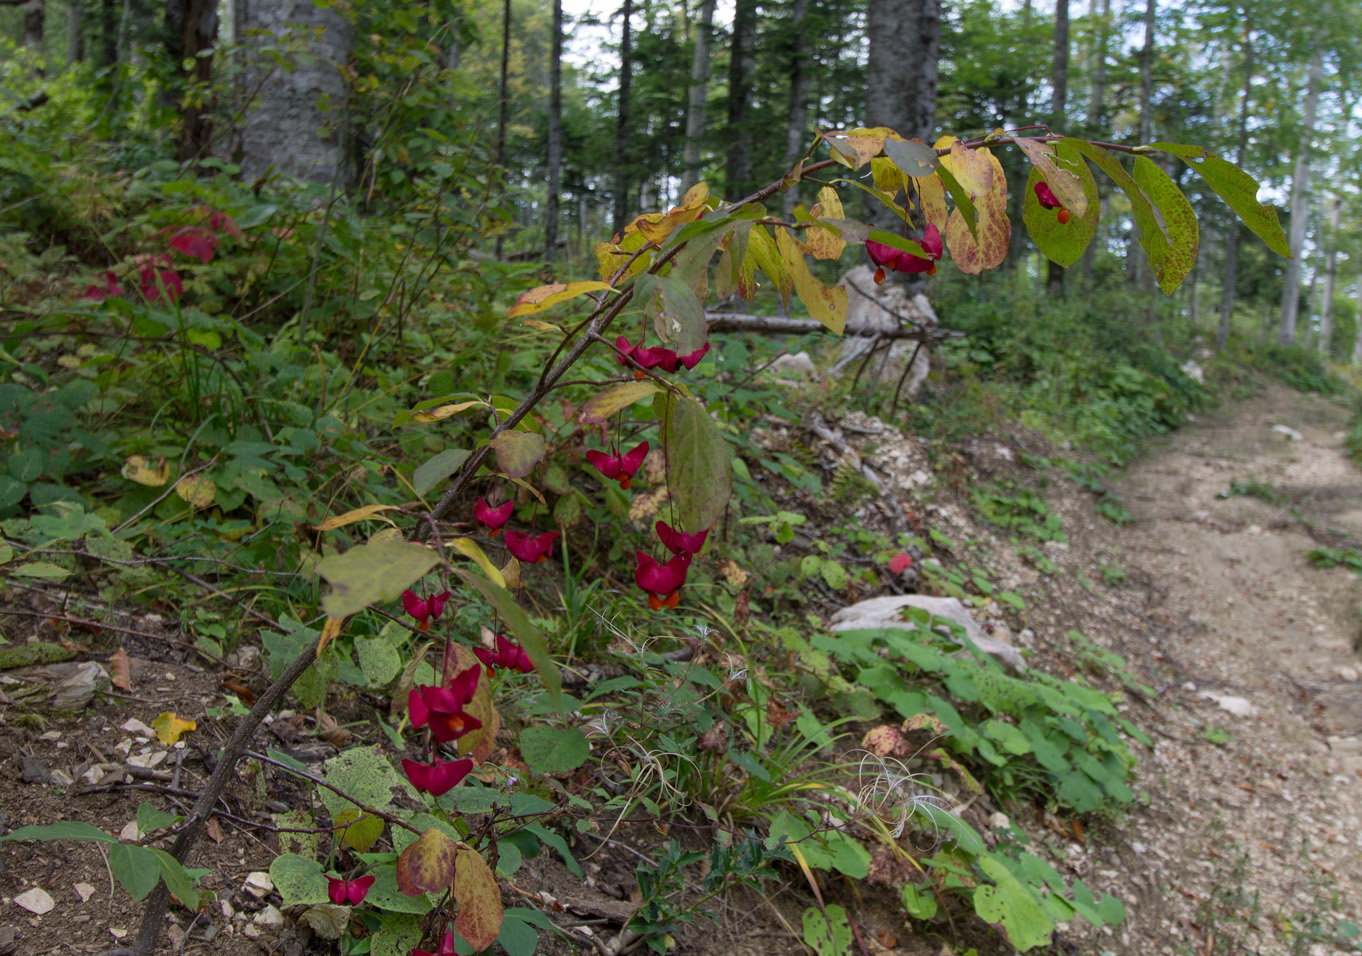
xmin=703 ymin=311 xmax=962 ymax=341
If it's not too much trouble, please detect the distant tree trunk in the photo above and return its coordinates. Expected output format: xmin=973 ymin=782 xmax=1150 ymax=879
xmin=865 ymin=0 xmax=938 ymax=145
xmin=680 ymin=0 xmax=716 ymax=194
xmin=66 ymin=0 xmax=83 ymax=64
xmin=781 ymin=0 xmax=813 ymax=216
xmin=1278 ymin=41 xmax=1325 ymax=346
xmin=494 ymin=0 xmax=511 ymax=259
xmin=545 ymin=0 xmax=563 ymax=267
xmin=725 ymin=0 xmax=757 ymax=199
xmin=1046 ymin=0 xmax=1069 ymax=295
xmin=168 ymin=0 xmax=218 ymax=162
xmin=22 ymin=0 xmax=45 ymax=49
xmin=237 ymin=0 xmax=356 ymax=185
xmin=1078 ymin=0 xmax=1108 ymax=286
xmin=1353 ymin=273 xmax=1362 ymax=364
xmin=100 ymin=0 xmax=116 ymax=66
xmin=611 ymin=0 xmax=633 ymax=236
xmin=1127 ymin=0 xmax=1155 ymax=286
xmin=1216 ymin=11 xmax=1252 ymax=350
xmin=1318 ymin=194 xmax=1341 ymax=358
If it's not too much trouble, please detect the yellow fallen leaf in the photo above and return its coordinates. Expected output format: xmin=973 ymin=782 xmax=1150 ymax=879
xmin=122 ymin=455 xmax=170 ymax=487
xmin=317 ymin=616 xmax=344 ymax=654
xmin=312 ymin=504 xmax=403 ymax=532
xmin=152 ymin=711 xmax=196 ymax=744
xmin=175 ymin=475 xmax=216 ymax=510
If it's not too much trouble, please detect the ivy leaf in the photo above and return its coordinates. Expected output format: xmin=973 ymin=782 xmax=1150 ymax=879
xmin=317 ymin=538 xmax=441 ymax=619
xmin=395 ymin=828 xmax=457 ymax=896
xmin=507 ymin=281 xmax=611 ymax=318
xmin=657 ymin=391 xmax=733 ymax=533
xmin=1023 ymin=144 xmax=1099 ymax=268
xmin=454 ymin=846 xmax=504 ymax=952
xmin=1152 ymin=142 xmax=1291 ymax=259
xmin=775 ymin=227 xmax=847 ymax=333
xmin=488 ymin=431 xmax=545 ymax=479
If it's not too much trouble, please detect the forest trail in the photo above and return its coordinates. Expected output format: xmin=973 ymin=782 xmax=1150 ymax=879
xmin=1106 ymin=384 xmax=1362 ymax=954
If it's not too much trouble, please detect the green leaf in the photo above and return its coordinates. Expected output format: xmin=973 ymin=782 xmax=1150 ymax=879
xmin=1063 ymin=140 xmax=1174 ymax=292
xmin=152 ymin=848 xmax=200 ymax=910
xmin=356 ymin=636 xmax=402 ymax=687
xmin=413 ymin=448 xmax=471 ymax=497
xmin=316 ymin=538 xmax=441 ymax=619
xmin=8 ymin=449 xmax=45 ymax=483
xmin=802 ymin=903 xmax=853 ymax=956
xmin=817 ymin=831 xmax=870 ymax=878
xmin=0 ymin=821 xmax=116 ymax=843
xmin=367 ymin=866 xmax=434 ymax=914
xmin=973 ymin=855 xmax=1054 ymax=951
xmin=335 ymin=808 xmax=386 ymax=852
xmin=579 ymin=382 xmax=660 ymax=425
xmin=1013 ymin=138 xmax=1088 ymax=217
xmin=901 ymin=883 xmax=939 ymax=919
xmin=455 ymin=569 xmax=561 ymax=708
xmin=1152 ymin=142 xmax=1291 ymax=259
xmin=522 ymin=823 xmax=581 ymax=877
xmin=372 ymin=914 xmax=428 ymax=956
xmin=1022 ymin=145 xmax=1099 ymax=268
xmin=109 ymin=843 xmax=162 ymax=900
xmin=635 ymin=274 xmax=707 ymax=353
xmin=883 ymin=138 xmax=939 ymax=178
xmin=519 ymin=726 xmax=589 ymax=775
xmin=0 ymin=475 xmax=26 ymax=511
xmin=13 ymin=562 xmax=70 ymax=582
xmin=496 ymin=913 xmax=540 ymax=956
xmin=136 ymin=802 xmax=180 ymax=836
xmin=488 ymin=431 xmax=546 ymax=479
xmin=983 ymin=720 xmax=1031 ymax=756
xmin=318 ymin=746 xmax=411 ymax=821
xmin=1132 ymin=154 xmax=1199 ymax=292
xmin=934 ymin=164 xmax=979 ymax=239
xmin=270 ymin=852 xmax=330 ymax=907
xmin=657 ymin=391 xmax=733 ymax=534
xmin=745 ymin=225 xmax=792 ymax=309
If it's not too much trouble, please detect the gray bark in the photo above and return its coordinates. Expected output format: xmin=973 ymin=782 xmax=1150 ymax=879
xmin=1217 ymin=12 xmax=1252 ymax=350
xmin=1047 ymin=0 xmax=1069 ymax=295
xmin=545 ymin=0 xmax=563 ymax=266
xmin=612 ymin=0 xmax=633 ymax=235
xmin=725 ymin=0 xmax=757 ymax=198
xmin=865 ymin=0 xmax=939 ymax=230
xmin=1318 ymin=193 xmax=1341 ymax=357
xmin=236 ymin=0 xmax=355 ymax=185
xmin=781 ymin=0 xmax=813 ymax=216
xmin=680 ymin=0 xmax=716 ymax=194
xmin=1278 ymin=41 xmax=1325 ymax=345
xmin=22 ymin=0 xmax=44 ymax=49
xmin=66 ymin=0 xmax=83 ymax=63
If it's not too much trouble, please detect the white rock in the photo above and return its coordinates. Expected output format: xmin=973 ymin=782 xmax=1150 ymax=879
xmin=1336 ymin=665 xmax=1359 ymax=682
xmin=119 ymin=820 xmax=141 ymax=843
xmin=1180 ymin=360 xmax=1205 ymax=383
xmin=253 ymin=904 xmax=285 ymax=928
xmin=14 ymin=887 xmax=55 ymax=915
xmin=74 ymin=882 xmax=96 ymax=902
xmin=244 ymin=872 xmax=274 ymax=898
xmin=769 ymin=351 xmax=817 ymax=376
xmin=828 ymin=595 xmax=1026 ymax=670
xmin=127 ymin=751 xmax=167 ymax=770
xmin=81 ymin=766 xmax=105 ymax=786
xmin=121 ymin=718 xmax=154 ymax=736
xmin=1272 ymin=424 xmax=1303 ymax=441
xmin=1201 ymin=693 xmax=1257 ymax=718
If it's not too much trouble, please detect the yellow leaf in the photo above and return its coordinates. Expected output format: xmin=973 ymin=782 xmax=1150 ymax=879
xmin=507 ymin=281 xmax=612 ymax=318
xmin=805 ymin=186 xmax=847 ymax=261
xmin=937 ymin=136 xmax=994 ymax=199
xmin=122 ymin=455 xmax=169 ymax=487
xmin=942 ymin=146 xmax=1011 ymax=274
xmin=410 ymin=400 xmax=487 ymax=424
xmin=633 ymin=183 xmax=709 ymax=244
xmin=174 ymin=475 xmax=215 ymax=510
xmin=775 ymin=227 xmax=847 ymax=334
xmin=500 ymin=557 xmax=522 ymax=589
xmin=312 ymin=504 xmax=403 ymax=532
xmin=822 ymin=127 xmax=892 ymax=169
xmin=519 ymin=319 xmax=562 ymax=333
xmin=453 ymin=846 xmax=504 ymax=952
xmin=152 ymin=711 xmax=196 ymax=744
xmin=449 ymin=538 xmax=505 ymax=588
xmin=317 ymin=617 xmax=344 ymax=654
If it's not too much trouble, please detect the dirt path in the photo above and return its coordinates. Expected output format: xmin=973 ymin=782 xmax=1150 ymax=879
xmin=1108 ymin=384 xmax=1362 ymax=955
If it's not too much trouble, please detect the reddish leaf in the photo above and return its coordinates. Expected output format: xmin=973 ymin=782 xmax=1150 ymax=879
xmin=453 ymin=846 xmax=503 ymax=951
xmin=395 ymin=828 xmax=457 ymax=896
xmin=488 ymin=431 xmax=546 ymax=479
xmin=109 ymin=647 xmax=132 ymax=692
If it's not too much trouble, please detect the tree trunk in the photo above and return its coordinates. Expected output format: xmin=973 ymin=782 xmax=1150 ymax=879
xmin=725 ymin=0 xmax=757 ymax=199
xmin=236 ymin=0 xmax=356 ymax=185
xmin=1353 ymin=273 xmax=1362 ymax=364
xmin=66 ymin=0 xmax=83 ymax=64
xmin=100 ymin=0 xmax=116 ymax=66
xmin=680 ymin=0 xmax=716 ymax=194
xmin=545 ymin=0 xmax=563 ymax=267
xmin=781 ymin=0 xmax=813 ymax=216
xmin=865 ymin=0 xmax=938 ymax=145
xmin=1278 ymin=40 xmax=1325 ymax=346
xmin=611 ymin=0 xmax=633 ymax=236
xmin=1046 ymin=0 xmax=1069 ymax=295
xmin=1078 ymin=0 xmax=1108 ymax=286
xmin=1216 ymin=10 xmax=1252 ymax=350
xmin=1318 ymin=193 xmax=1341 ymax=358
xmin=494 ymin=0 xmax=511 ymax=259
xmin=22 ymin=0 xmax=44 ymax=49
xmin=1127 ymin=0 xmax=1156 ymax=286
xmin=170 ymin=0 xmax=218 ymax=162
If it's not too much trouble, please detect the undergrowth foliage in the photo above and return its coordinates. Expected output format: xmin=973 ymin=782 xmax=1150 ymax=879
xmin=0 ymin=85 xmax=1295 ymax=956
